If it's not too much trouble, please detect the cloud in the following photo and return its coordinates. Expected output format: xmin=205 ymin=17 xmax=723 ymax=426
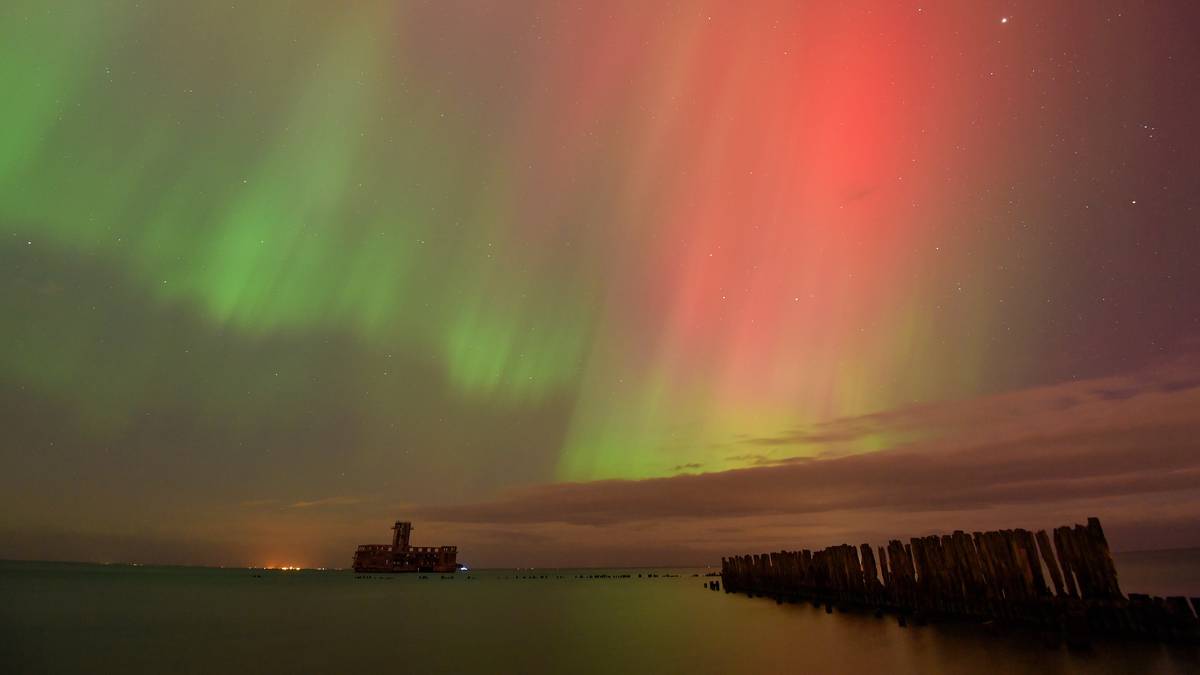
xmin=412 ymin=354 xmax=1200 ymax=558
xmin=238 ymin=496 xmax=367 ymax=509
xmin=287 ymin=496 xmax=364 ymax=509
xmin=734 ymin=352 xmax=1200 ymax=455
xmin=9 ymin=354 xmax=1200 ymax=569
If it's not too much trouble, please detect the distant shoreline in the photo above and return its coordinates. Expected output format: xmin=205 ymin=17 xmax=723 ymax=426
xmin=2 ymin=548 xmax=1198 ymax=572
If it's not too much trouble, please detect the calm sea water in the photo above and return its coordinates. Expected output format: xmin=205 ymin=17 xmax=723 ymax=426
xmin=2 ymin=551 xmax=1198 ymax=674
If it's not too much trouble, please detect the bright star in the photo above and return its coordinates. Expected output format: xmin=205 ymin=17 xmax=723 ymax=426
xmin=1001 ymin=17 xmax=1009 ymax=24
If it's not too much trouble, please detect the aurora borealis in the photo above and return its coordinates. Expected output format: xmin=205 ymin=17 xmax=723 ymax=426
xmin=3 ymin=1 xmax=1200 ymax=567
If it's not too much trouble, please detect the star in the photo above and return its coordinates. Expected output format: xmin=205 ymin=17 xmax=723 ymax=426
xmin=1001 ymin=17 xmax=1009 ymax=24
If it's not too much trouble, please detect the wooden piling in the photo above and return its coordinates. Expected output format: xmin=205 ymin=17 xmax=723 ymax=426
xmin=719 ymin=517 xmax=1196 ymax=644
xmin=1035 ymin=530 xmax=1065 ymax=597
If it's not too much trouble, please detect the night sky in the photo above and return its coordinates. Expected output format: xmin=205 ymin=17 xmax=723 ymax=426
xmin=3 ymin=1 xmax=1199 ymax=568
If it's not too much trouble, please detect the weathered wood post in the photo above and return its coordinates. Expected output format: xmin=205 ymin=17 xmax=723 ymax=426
xmin=715 ymin=518 xmax=1194 ymax=644
xmin=1035 ymin=530 xmax=1065 ymax=597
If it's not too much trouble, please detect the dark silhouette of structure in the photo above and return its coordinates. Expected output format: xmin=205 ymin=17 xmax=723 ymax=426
xmin=720 ymin=517 xmax=1199 ymax=644
xmin=353 ymin=521 xmax=459 ymax=573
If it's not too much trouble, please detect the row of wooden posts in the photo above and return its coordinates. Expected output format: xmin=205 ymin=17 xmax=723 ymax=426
xmin=720 ymin=518 xmax=1198 ymax=643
